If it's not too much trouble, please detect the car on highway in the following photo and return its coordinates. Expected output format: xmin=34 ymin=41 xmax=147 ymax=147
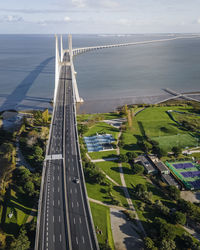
xmin=73 ymin=177 xmax=80 ymax=184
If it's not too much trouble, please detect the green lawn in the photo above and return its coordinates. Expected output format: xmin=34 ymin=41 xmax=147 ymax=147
xmin=88 ymin=150 xmax=117 ymax=160
xmin=90 ymin=202 xmax=114 ymax=250
xmin=77 ymin=112 xmax=122 ymax=123
xmin=120 ymin=105 xmax=199 ymax=154
xmin=1 ymin=189 xmax=36 ymax=236
xmin=84 ymin=122 xmax=119 ymax=140
xmin=86 ymin=180 xmax=127 ymax=207
xmin=96 ymin=161 xmax=121 ymax=185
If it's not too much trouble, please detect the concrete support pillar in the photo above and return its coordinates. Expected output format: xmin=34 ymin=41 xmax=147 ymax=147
xmin=60 ymin=35 xmax=64 ymax=62
xmin=54 ymin=35 xmax=60 ymax=105
xmin=68 ymin=34 xmax=83 ymax=103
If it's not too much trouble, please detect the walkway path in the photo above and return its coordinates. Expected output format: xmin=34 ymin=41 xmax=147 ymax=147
xmin=89 ymin=198 xmax=144 ymax=250
xmin=16 ymin=136 xmax=34 ymax=172
xmin=91 ymin=157 xmax=118 ymax=163
xmin=100 ymin=169 xmax=120 ymax=186
xmin=117 ymin=132 xmax=146 ymax=237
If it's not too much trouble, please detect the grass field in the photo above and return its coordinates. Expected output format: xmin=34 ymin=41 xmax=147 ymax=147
xmin=88 ymin=150 xmax=117 ymax=160
xmin=90 ymin=202 xmax=114 ymax=249
xmin=95 ymin=161 xmax=121 ymax=185
xmin=86 ymin=179 xmax=127 ymax=207
xmin=1 ymin=189 xmax=36 ymax=236
xmin=166 ymin=161 xmax=200 ymax=190
xmin=120 ymin=105 xmax=199 ymax=154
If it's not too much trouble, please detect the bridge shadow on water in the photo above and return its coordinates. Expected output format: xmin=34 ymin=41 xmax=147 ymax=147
xmin=0 ymin=56 xmax=54 ymax=112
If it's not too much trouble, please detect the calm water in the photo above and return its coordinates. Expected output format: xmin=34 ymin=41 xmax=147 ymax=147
xmin=0 ymin=34 xmax=200 ymax=113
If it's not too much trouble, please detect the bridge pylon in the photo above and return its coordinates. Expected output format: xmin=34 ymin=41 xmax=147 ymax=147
xmin=54 ymin=35 xmax=61 ymax=106
xmin=68 ymin=34 xmax=84 ymax=103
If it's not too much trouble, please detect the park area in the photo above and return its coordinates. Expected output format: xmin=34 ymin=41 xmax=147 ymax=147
xmin=166 ymin=161 xmax=200 ymax=190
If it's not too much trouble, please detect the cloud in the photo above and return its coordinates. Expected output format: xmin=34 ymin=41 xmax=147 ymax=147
xmin=100 ymin=0 xmax=120 ymax=9
xmin=0 ymin=15 xmax=23 ymax=22
xmin=64 ymin=16 xmax=71 ymax=22
xmin=117 ymin=18 xmax=132 ymax=26
xmin=72 ymin=0 xmax=86 ymax=8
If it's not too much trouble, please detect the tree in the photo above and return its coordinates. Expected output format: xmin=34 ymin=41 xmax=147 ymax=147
xmin=24 ymin=181 xmax=35 ymax=197
xmin=135 ymin=184 xmax=147 ymax=198
xmin=0 ymin=230 xmax=6 ymax=249
xmin=144 ymin=237 xmax=154 ymax=249
xmin=144 ymin=237 xmax=155 ymax=249
xmin=173 ymin=211 xmax=186 ymax=225
xmin=33 ymin=146 xmax=44 ymax=162
xmin=42 ymin=109 xmax=49 ymax=124
xmin=172 ymin=146 xmax=181 ymax=157
xmin=167 ymin=186 xmax=180 ymax=200
xmin=118 ymin=154 xmax=128 ymax=163
xmin=133 ymin=164 xmax=144 ymax=174
xmin=160 ymin=239 xmax=176 ymax=250
xmin=126 ymin=152 xmax=137 ymax=162
xmin=11 ymin=228 xmax=30 ymax=250
xmin=78 ymin=124 xmax=89 ymax=136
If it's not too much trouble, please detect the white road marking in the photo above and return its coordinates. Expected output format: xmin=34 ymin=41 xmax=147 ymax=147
xmin=53 ymin=200 xmax=54 ymax=206
xmin=72 ymin=202 xmax=74 ymax=208
xmin=53 ymin=176 xmax=54 ymax=181
xmin=60 ymin=234 xmax=62 ymax=242
xmin=79 ymin=217 xmax=82 ymax=224
xmin=58 ymin=176 xmax=59 ymax=181
xmin=70 ymin=188 xmax=72 ymax=194
xmin=76 ymin=237 xmax=78 ymax=245
xmin=77 ymin=201 xmax=79 ymax=207
xmin=58 ymin=200 xmax=60 ymax=206
xmin=75 ymin=188 xmax=77 ymax=193
xmin=73 ymin=167 xmax=74 ymax=171
xmin=73 ymin=217 xmax=76 ymax=224
xmin=82 ymin=236 xmax=85 ymax=244
xmin=53 ymin=216 xmax=54 ymax=222
xmin=53 ymin=187 xmax=54 ymax=192
xmin=53 ymin=234 xmax=55 ymax=243
xmin=58 ymin=187 xmax=60 ymax=192
xmin=59 ymin=216 xmax=61 ymax=222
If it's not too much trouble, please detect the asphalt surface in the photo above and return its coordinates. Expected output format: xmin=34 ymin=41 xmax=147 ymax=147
xmin=38 ymin=53 xmax=98 ymax=250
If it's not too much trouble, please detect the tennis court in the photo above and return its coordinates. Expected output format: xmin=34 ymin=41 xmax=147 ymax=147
xmin=165 ymin=161 xmax=200 ymax=190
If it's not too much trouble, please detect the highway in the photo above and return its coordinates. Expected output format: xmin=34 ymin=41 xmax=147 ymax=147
xmin=37 ymin=52 xmax=98 ymax=250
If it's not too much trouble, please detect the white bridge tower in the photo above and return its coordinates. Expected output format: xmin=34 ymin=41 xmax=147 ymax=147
xmin=54 ymin=34 xmax=83 ymax=105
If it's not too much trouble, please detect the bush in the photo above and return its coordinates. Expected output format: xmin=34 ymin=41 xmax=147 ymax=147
xmin=133 ymin=163 xmax=144 ymax=174
xmin=173 ymin=211 xmax=186 ymax=225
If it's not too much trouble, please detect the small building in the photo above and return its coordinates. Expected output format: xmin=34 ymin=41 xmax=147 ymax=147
xmin=154 ymin=161 xmax=170 ymax=175
xmin=161 ymin=174 xmax=179 ymax=188
xmin=135 ymin=155 xmax=158 ymax=175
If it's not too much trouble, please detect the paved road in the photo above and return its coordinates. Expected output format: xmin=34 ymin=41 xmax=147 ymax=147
xmin=37 ymin=53 xmax=98 ymax=250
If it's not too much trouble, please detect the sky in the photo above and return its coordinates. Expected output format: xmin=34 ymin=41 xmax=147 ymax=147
xmin=1 ymin=0 xmax=200 ymax=34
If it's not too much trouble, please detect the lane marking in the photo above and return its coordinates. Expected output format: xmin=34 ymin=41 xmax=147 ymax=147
xmin=53 ymin=200 xmax=54 ymax=206
xmin=58 ymin=200 xmax=60 ymax=206
xmin=59 ymin=216 xmax=61 ymax=222
xmin=58 ymin=187 xmax=60 ymax=193
xmin=75 ymin=188 xmax=77 ymax=194
xmin=77 ymin=201 xmax=79 ymax=207
xmin=79 ymin=217 xmax=82 ymax=224
xmin=53 ymin=216 xmax=54 ymax=222
xmin=53 ymin=187 xmax=54 ymax=193
xmin=60 ymin=234 xmax=62 ymax=242
xmin=82 ymin=236 xmax=85 ymax=244
xmin=73 ymin=217 xmax=76 ymax=224
xmin=70 ymin=188 xmax=72 ymax=194
xmin=58 ymin=176 xmax=59 ymax=181
xmin=72 ymin=202 xmax=74 ymax=208
xmin=53 ymin=234 xmax=55 ymax=243
xmin=76 ymin=237 xmax=78 ymax=245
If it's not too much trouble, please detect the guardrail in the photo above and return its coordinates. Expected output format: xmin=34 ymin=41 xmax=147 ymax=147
xmin=70 ymin=53 xmax=99 ymax=249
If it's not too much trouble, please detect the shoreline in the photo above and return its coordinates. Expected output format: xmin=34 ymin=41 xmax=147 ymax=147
xmin=77 ymin=93 xmax=200 ymax=114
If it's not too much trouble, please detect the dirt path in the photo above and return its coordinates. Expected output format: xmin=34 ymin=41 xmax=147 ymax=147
xmin=117 ymin=132 xmax=146 ymax=237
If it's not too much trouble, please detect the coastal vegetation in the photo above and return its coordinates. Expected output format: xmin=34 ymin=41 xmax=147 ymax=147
xmin=0 ymin=109 xmax=50 ymax=249
xmin=78 ymin=100 xmax=200 ymax=249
